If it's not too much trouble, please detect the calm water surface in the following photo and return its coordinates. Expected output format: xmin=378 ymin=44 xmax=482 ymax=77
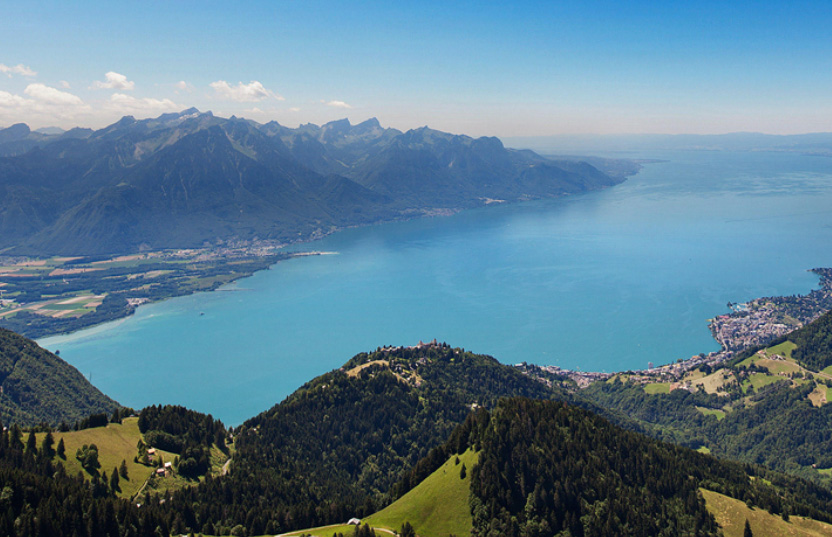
xmin=40 ymin=151 xmax=832 ymax=424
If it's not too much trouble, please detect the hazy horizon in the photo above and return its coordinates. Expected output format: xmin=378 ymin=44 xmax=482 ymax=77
xmin=5 ymin=108 xmax=832 ymax=143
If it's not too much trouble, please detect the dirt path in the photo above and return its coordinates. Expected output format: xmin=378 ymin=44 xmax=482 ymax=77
xmin=275 ymin=524 xmax=397 ymax=537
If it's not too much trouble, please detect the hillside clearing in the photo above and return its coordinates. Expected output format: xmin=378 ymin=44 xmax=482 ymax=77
xmin=36 ymin=417 xmax=228 ymax=499
xmin=702 ymin=489 xmax=832 ymax=537
xmin=643 ymin=382 xmax=670 ymax=394
xmin=36 ymin=417 xmax=173 ymax=498
xmin=696 ymin=406 xmax=726 ymax=420
xmin=690 ymin=369 xmax=736 ymax=394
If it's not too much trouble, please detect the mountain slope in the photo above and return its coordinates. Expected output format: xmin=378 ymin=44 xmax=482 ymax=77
xmin=0 ymin=328 xmax=118 ymax=426
xmin=787 ymin=309 xmax=832 ymax=371
xmin=287 ymin=396 xmax=832 ymax=537
xmin=348 ymin=127 xmax=619 ymax=208
xmin=163 ymin=343 xmax=571 ymax=534
xmin=0 ymin=110 xmax=622 ymax=255
xmin=364 ymin=448 xmax=478 ymax=537
xmin=17 ymin=119 xmax=390 ymax=254
xmin=466 ymin=398 xmax=832 ymax=537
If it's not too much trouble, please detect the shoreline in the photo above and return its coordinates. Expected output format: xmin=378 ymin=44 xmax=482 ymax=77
xmin=524 ymin=267 xmax=832 ymax=388
xmin=17 ymin=165 xmax=831 ymax=385
xmin=17 ymin=174 xmax=635 ymax=341
xmin=31 ymin=250 xmax=338 ymax=346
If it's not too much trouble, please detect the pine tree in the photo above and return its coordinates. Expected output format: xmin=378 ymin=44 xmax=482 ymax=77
xmin=41 ymin=431 xmax=55 ymax=458
xmin=57 ymin=437 xmax=66 ymax=459
xmin=25 ymin=430 xmax=37 ymax=455
xmin=744 ymin=518 xmax=753 ymax=537
xmin=120 ymin=459 xmax=129 ymax=480
xmin=110 ymin=466 xmax=120 ymax=492
xmin=8 ymin=424 xmax=21 ymax=449
xmin=400 ymin=521 xmax=416 ymax=537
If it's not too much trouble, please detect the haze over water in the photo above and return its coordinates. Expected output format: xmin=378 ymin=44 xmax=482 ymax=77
xmin=40 ymin=150 xmax=832 ymax=424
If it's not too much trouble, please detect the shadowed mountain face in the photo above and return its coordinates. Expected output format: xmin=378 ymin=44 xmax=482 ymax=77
xmin=0 ymin=110 xmax=621 ymax=255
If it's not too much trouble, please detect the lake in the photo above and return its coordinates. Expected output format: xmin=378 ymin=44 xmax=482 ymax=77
xmin=39 ymin=150 xmax=832 ymax=424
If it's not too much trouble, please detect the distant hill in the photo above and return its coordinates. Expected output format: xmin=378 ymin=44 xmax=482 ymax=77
xmin=0 ymin=327 xmax=117 ymax=426
xmin=0 ymin=110 xmax=624 ymax=255
xmin=0 ymin=123 xmax=61 ymax=157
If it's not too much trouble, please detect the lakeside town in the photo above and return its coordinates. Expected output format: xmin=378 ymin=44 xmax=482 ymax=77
xmin=521 ymin=267 xmax=832 ymax=388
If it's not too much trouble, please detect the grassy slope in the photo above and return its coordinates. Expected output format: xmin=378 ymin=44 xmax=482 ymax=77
xmin=643 ymin=382 xmax=670 ymax=394
xmin=365 ymin=449 xmax=478 ymax=537
xmin=702 ymin=489 xmax=832 ymax=537
xmin=36 ymin=417 xmax=175 ymax=498
xmin=36 ymin=417 xmax=228 ymax=499
xmin=284 ymin=449 xmax=478 ymax=537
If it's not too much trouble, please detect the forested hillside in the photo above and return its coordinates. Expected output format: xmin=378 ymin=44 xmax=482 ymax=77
xmin=464 ymin=398 xmax=832 ymax=537
xmin=0 ymin=328 xmax=117 ymax=426
xmin=789 ymin=310 xmax=832 ymax=370
xmin=162 ymin=343 xmax=571 ymax=534
xmin=4 ymin=333 xmax=832 ymax=536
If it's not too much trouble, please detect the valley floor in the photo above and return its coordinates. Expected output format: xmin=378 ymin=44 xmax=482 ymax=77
xmin=0 ymin=247 xmax=297 ymax=338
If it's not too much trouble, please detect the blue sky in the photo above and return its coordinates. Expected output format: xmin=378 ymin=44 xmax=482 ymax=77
xmin=1 ymin=0 xmax=831 ymax=135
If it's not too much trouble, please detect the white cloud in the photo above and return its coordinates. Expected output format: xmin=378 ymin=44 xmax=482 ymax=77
xmin=24 ymin=83 xmax=85 ymax=106
xmin=92 ymin=71 xmax=135 ymax=91
xmin=0 ymin=90 xmax=29 ymax=108
xmin=210 ymin=80 xmax=284 ymax=102
xmin=323 ymin=100 xmax=352 ymax=109
xmin=59 ymin=80 xmax=71 ymax=89
xmin=0 ymin=85 xmax=90 ymax=123
xmin=289 ymin=107 xmax=301 ymax=112
xmin=174 ymin=80 xmax=193 ymax=92
xmin=107 ymin=93 xmax=180 ymax=113
xmin=0 ymin=63 xmax=37 ymax=78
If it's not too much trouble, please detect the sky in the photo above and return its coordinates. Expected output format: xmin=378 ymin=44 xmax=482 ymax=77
xmin=1 ymin=0 xmax=831 ymax=136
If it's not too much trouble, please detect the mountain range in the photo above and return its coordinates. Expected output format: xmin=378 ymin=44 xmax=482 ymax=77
xmin=0 ymin=110 xmax=623 ymax=255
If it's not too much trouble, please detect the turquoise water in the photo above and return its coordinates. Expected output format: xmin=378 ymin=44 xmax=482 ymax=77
xmin=39 ymin=150 xmax=832 ymax=424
